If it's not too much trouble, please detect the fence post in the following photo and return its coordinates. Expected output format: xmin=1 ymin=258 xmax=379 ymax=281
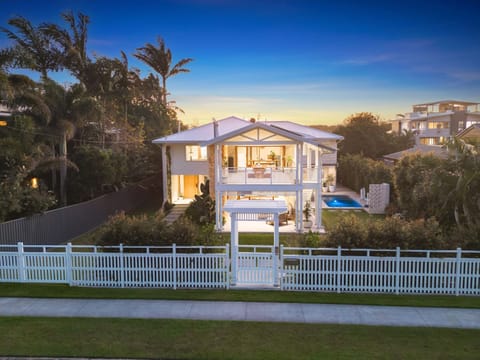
xmin=65 ymin=243 xmax=73 ymax=286
xmin=395 ymin=247 xmax=400 ymax=295
xmin=272 ymin=244 xmax=279 ymax=287
xmin=225 ymin=243 xmax=230 ymax=289
xmin=172 ymin=243 xmax=177 ymax=290
xmin=119 ymin=244 xmax=125 ymax=288
xmin=280 ymin=244 xmax=284 ymax=291
xmin=336 ymin=246 xmax=342 ymax=293
xmin=17 ymin=242 xmax=26 ymax=282
xmin=455 ymin=247 xmax=462 ymax=296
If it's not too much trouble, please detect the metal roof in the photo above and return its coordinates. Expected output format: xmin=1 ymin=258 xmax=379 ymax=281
xmin=152 ymin=116 xmax=250 ymax=144
xmin=152 ymin=116 xmax=343 ymax=145
xmin=413 ymin=100 xmax=480 ymax=107
xmin=383 ymin=145 xmax=448 ymax=161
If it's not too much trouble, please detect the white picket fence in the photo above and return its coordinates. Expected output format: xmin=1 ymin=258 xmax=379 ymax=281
xmin=281 ymin=247 xmax=480 ymax=296
xmin=1 ymin=243 xmax=479 ymax=295
xmin=0 ymin=243 xmax=230 ymax=289
xmin=237 ymin=245 xmax=274 ymax=284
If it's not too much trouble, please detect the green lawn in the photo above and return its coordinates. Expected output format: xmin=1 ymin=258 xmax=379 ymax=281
xmin=0 ymin=317 xmax=478 ymax=359
xmin=2 ymin=283 xmax=479 ymax=309
xmin=322 ymin=209 xmax=384 ymax=230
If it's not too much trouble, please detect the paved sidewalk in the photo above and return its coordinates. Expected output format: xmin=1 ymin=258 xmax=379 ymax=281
xmin=0 ymin=297 xmax=479 ymax=329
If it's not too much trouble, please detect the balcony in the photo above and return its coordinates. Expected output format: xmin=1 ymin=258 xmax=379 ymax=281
xmin=417 ymin=128 xmax=450 ymax=138
xmin=220 ymin=167 xmax=320 ymax=185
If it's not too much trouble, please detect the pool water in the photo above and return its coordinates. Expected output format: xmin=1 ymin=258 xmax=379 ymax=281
xmin=323 ymin=195 xmax=363 ymax=208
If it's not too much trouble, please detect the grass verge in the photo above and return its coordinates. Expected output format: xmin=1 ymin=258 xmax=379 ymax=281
xmin=0 ymin=317 xmax=478 ymax=359
xmin=1 ymin=283 xmax=479 ymax=309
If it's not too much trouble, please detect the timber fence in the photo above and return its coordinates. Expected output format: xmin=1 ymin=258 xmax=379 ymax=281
xmin=0 ymin=176 xmax=158 ymax=246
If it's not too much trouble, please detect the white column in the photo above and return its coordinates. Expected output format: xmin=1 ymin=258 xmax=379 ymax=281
xmin=215 ymin=144 xmax=222 ymax=230
xmin=295 ymin=143 xmax=303 ymax=232
xmin=273 ymin=213 xmax=279 ymax=286
xmin=230 ymin=213 xmax=238 ymax=285
xmin=315 ymin=148 xmax=323 ymax=230
xmin=161 ymin=145 xmax=168 ymax=204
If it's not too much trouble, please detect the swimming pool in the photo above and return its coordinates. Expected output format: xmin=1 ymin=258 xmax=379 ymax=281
xmin=323 ymin=195 xmax=363 ymax=208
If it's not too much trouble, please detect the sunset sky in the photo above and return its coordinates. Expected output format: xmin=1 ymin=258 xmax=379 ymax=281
xmin=1 ymin=0 xmax=479 ymax=125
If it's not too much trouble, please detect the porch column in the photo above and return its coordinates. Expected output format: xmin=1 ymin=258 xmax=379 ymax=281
xmin=215 ymin=144 xmax=222 ymax=230
xmin=295 ymin=143 xmax=303 ymax=232
xmin=161 ymin=145 xmax=169 ymax=204
xmin=273 ymin=213 xmax=280 ymax=287
xmin=230 ymin=212 xmax=238 ymax=286
xmin=315 ymin=148 xmax=323 ymax=230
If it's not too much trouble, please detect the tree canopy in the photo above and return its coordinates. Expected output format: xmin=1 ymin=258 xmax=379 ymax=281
xmin=0 ymin=11 xmax=190 ymax=220
xmin=335 ymin=112 xmax=414 ymax=159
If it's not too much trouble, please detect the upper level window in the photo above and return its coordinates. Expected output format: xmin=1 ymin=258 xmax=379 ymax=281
xmin=186 ymin=145 xmax=207 ymax=161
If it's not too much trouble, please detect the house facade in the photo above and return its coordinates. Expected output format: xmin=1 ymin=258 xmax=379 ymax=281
xmin=153 ymin=116 xmax=343 ymax=232
xmin=390 ymin=100 xmax=480 ymax=145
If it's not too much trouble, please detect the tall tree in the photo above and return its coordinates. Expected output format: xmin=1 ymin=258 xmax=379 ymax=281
xmin=336 ymin=112 xmax=414 ymax=159
xmin=445 ymin=139 xmax=480 ymax=231
xmin=1 ymin=16 xmax=61 ymax=80
xmin=41 ymin=11 xmax=90 ymax=88
xmin=134 ymin=37 xmax=193 ymax=106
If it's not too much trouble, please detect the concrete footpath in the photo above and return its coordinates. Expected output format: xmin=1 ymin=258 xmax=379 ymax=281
xmin=0 ymin=297 xmax=479 ymax=329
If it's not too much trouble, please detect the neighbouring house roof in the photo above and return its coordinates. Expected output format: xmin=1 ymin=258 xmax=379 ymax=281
xmin=152 ymin=116 xmax=343 ymax=148
xmin=383 ymin=145 xmax=449 ymax=163
xmin=413 ymin=100 xmax=480 ymax=107
xmin=457 ymin=124 xmax=480 ymax=140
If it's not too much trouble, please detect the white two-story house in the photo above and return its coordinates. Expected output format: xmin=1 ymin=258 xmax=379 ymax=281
xmin=153 ymin=116 xmax=343 ymax=232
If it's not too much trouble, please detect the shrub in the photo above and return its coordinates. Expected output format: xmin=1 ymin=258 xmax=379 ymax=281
xmin=185 ymin=179 xmax=215 ymax=225
xmin=324 ymin=215 xmax=451 ymax=250
xmin=337 ymin=154 xmax=393 ymax=193
xmin=96 ymin=211 xmax=224 ymax=249
xmin=325 ymin=215 xmax=368 ymax=248
xmin=97 ymin=212 xmax=169 ymax=249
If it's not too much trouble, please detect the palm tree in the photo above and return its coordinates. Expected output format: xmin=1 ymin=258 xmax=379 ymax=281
xmin=8 ymin=76 xmax=88 ymax=206
xmin=41 ymin=11 xmax=90 ymax=88
xmin=1 ymin=16 xmax=61 ymax=80
xmin=134 ymin=37 xmax=193 ymax=106
xmin=445 ymin=138 xmax=480 ymax=230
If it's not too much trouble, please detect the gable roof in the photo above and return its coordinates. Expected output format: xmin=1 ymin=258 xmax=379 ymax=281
xmin=267 ymin=121 xmax=343 ymax=141
xmin=152 ymin=116 xmax=343 ymax=146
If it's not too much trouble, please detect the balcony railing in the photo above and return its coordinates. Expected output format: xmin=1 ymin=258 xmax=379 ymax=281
xmin=220 ymin=167 xmax=320 ymax=185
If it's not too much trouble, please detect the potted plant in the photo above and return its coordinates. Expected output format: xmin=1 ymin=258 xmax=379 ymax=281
xmin=268 ymin=150 xmax=276 ymax=161
xmin=303 ymin=200 xmax=312 ymax=228
xmin=322 ymin=180 xmax=328 ymax=193
xmin=286 ymin=155 xmax=293 ymax=168
xmin=326 ymin=174 xmax=336 ymax=192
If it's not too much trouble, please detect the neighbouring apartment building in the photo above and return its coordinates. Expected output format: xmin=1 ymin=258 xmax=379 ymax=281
xmin=390 ymin=100 xmax=480 ymax=145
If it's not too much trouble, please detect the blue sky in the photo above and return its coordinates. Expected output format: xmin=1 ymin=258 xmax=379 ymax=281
xmin=1 ymin=0 xmax=479 ymax=125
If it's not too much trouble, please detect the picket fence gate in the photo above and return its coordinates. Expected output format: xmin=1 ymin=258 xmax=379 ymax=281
xmin=1 ymin=243 xmax=479 ymax=296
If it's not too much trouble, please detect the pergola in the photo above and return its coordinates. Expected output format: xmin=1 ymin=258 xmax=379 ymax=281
xmin=223 ymin=199 xmax=288 ymax=286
